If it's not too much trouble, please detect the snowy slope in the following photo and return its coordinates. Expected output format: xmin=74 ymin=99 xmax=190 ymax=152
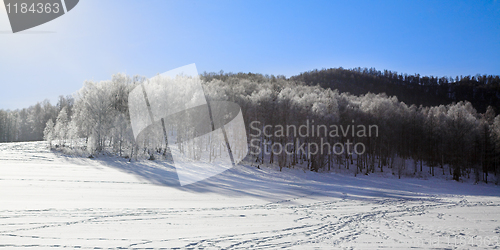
xmin=0 ymin=142 xmax=499 ymax=249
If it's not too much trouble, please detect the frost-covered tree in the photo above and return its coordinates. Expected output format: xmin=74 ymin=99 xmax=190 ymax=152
xmin=72 ymin=81 xmax=115 ymax=152
xmin=112 ymin=113 xmax=131 ymax=157
xmin=54 ymin=107 xmax=69 ymax=146
xmin=43 ymin=119 xmax=55 ymax=148
xmin=67 ymin=119 xmax=79 ymax=148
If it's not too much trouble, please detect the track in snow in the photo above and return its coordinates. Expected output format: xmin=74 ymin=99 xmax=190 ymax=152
xmin=1 ymin=142 xmax=499 ymax=249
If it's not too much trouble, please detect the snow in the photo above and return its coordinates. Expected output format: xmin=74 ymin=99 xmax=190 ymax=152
xmin=1 ymin=141 xmax=500 ymax=249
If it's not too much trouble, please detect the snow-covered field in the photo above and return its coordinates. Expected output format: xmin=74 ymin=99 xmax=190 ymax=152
xmin=0 ymin=142 xmax=499 ymax=249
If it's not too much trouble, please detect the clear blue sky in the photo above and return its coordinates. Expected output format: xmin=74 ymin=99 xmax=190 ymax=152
xmin=1 ymin=0 xmax=499 ymax=110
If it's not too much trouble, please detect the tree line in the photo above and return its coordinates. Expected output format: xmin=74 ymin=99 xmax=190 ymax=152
xmin=291 ymin=67 xmax=500 ymax=113
xmin=1 ymin=69 xmax=499 ymax=183
xmin=0 ymin=96 xmax=72 ymax=143
xmin=202 ymin=73 xmax=499 ymax=183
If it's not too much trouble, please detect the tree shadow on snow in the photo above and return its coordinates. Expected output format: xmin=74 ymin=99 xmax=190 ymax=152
xmin=78 ymin=155 xmax=500 ymax=205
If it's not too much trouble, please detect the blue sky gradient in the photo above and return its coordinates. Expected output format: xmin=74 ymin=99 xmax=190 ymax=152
xmin=1 ymin=0 xmax=499 ymax=109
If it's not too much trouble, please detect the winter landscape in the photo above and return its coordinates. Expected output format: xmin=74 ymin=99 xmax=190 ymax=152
xmin=2 ymin=0 xmax=500 ymax=249
xmin=1 ymin=141 xmax=499 ymax=249
xmin=0 ymin=70 xmax=500 ymax=249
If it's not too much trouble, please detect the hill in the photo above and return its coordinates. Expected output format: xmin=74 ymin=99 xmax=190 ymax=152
xmin=290 ymin=67 xmax=500 ymax=113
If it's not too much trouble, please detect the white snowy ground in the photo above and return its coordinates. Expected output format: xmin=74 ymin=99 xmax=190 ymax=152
xmin=0 ymin=142 xmax=499 ymax=249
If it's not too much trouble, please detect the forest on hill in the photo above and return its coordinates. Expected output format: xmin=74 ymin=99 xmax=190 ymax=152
xmin=289 ymin=67 xmax=500 ymax=113
xmin=0 ymin=69 xmax=499 ymax=183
